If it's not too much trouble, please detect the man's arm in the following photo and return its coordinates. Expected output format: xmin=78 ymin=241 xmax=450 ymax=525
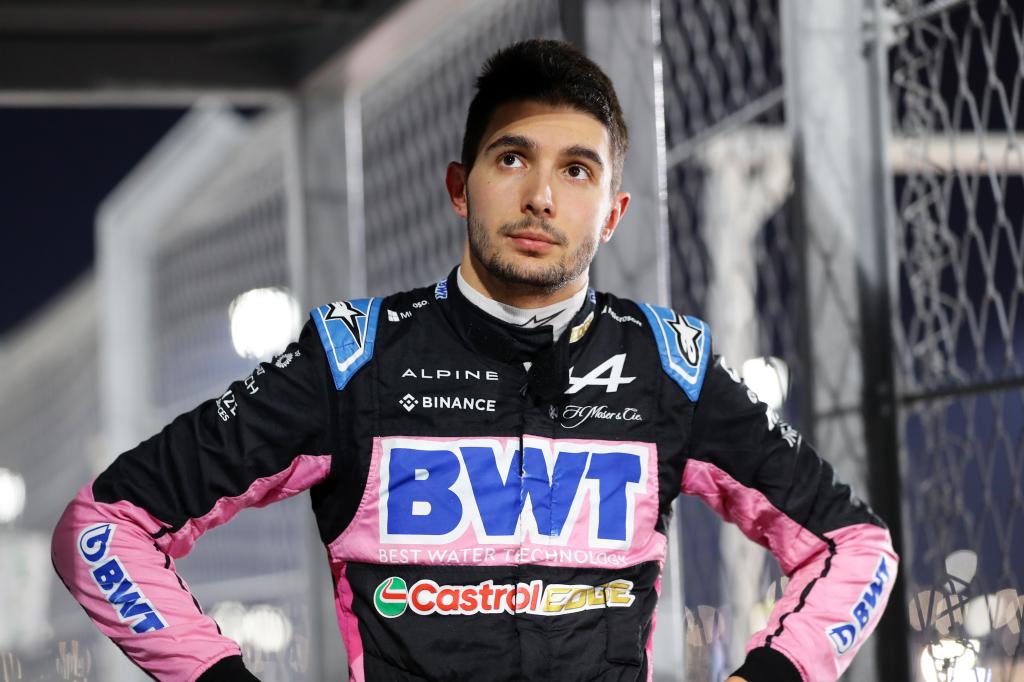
xmin=51 ymin=320 xmax=334 ymax=681
xmin=682 ymin=354 xmax=897 ymax=682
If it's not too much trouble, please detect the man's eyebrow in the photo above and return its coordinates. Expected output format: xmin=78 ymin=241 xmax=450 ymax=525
xmin=483 ymin=134 xmax=536 ymax=154
xmin=483 ymin=136 xmax=605 ymax=171
xmin=563 ymin=145 xmax=605 ymax=170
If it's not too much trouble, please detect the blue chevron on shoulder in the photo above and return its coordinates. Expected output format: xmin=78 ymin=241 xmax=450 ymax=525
xmin=311 ymin=298 xmax=382 ymax=390
xmin=639 ymin=304 xmax=711 ymax=402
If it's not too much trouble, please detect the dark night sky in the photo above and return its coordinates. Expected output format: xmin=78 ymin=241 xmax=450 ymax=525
xmin=0 ymin=107 xmax=185 ymax=337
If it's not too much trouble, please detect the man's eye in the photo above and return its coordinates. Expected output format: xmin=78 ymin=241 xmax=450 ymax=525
xmin=567 ymin=165 xmax=590 ymax=179
xmin=500 ymin=154 xmax=522 ymax=167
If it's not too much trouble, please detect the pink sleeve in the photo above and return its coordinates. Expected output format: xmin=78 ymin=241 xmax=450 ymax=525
xmin=52 ymin=454 xmax=330 ymax=681
xmin=681 ymin=458 xmax=898 ymax=681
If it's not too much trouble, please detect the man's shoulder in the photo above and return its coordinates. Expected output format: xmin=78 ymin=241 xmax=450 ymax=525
xmin=307 ymin=281 xmax=444 ymax=390
xmin=595 ymin=291 xmax=712 ymax=403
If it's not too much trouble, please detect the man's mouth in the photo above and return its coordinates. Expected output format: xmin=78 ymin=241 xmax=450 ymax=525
xmin=508 ymin=230 xmax=557 ymax=244
xmin=507 ymin=231 xmax=558 ymax=253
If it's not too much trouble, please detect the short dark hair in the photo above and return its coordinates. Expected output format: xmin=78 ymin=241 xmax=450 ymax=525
xmin=460 ymin=39 xmax=629 ymax=191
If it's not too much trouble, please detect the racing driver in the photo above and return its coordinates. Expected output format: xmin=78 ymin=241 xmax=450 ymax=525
xmin=53 ymin=39 xmax=897 ymax=682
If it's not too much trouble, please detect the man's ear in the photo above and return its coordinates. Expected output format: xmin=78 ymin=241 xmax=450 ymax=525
xmin=446 ymin=162 xmax=469 ymax=219
xmin=600 ymin=191 xmax=631 ymax=243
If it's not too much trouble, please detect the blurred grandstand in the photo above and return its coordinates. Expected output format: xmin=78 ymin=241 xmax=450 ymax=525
xmin=1 ymin=0 xmax=1022 ymax=680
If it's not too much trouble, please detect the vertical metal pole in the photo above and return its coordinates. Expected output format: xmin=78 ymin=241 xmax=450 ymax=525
xmin=582 ymin=3 xmax=679 ymax=680
xmin=582 ymin=0 xmax=671 ymax=308
xmin=860 ymin=2 xmax=911 ymax=680
xmin=344 ymin=93 xmax=367 ymax=298
xmin=781 ymin=0 xmax=909 ymax=679
xmin=701 ymin=128 xmax=792 ymax=669
xmin=295 ymin=85 xmax=352 ymax=679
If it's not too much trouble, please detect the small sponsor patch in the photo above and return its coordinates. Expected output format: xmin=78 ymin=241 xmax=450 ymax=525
xmin=374 ymin=576 xmax=409 ymax=618
xmin=569 ymin=311 xmax=595 ymax=344
xmin=373 ymin=577 xmax=635 ymax=618
xmin=826 ymin=556 xmax=891 ymax=655
xmin=560 ymin=404 xmax=643 ymax=429
xmin=77 ymin=524 xmax=167 ymax=634
xmin=602 ymin=305 xmax=642 ymax=327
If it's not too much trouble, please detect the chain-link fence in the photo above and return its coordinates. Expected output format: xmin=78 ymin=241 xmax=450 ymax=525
xmin=659 ymin=1 xmax=824 ymax=679
xmin=889 ymin=0 xmax=1024 ymax=679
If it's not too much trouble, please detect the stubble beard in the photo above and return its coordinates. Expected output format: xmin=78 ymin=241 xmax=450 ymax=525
xmin=466 ymin=211 xmax=600 ymax=295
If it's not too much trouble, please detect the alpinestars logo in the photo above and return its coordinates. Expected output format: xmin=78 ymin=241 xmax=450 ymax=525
xmin=666 ymin=313 xmax=703 ymax=366
xmin=513 ymin=310 xmax=563 ymax=327
xmin=325 ymin=301 xmax=366 ymax=347
xmin=372 ymin=577 xmax=635 ymax=618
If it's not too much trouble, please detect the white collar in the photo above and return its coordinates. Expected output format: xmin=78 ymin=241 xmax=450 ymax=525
xmin=456 ymin=267 xmax=589 ymax=341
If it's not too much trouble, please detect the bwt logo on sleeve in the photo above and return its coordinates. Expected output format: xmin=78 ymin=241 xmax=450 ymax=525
xmin=826 ymin=556 xmax=891 ymax=655
xmin=378 ymin=437 xmax=649 ymax=550
xmin=77 ymin=523 xmax=167 ymax=634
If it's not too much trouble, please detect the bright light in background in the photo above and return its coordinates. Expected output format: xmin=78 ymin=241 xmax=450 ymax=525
xmin=208 ymin=601 xmax=247 ymax=642
xmin=209 ymin=602 xmax=293 ymax=654
xmin=741 ymin=356 xmax=790 ymax=412
xmin=228 ymin=288 xmax=301 ymax=360
xmin=919 ymin=639 xmax=988 ymax=682
xmin=964 ymin=589 xmax=1019 ymax=638
xmin=243 ymin=605 xmax=293 ymax=653
xmin=0 ymin=468 xmax=26 ymax=523
xmin=945 ymin=549 xmax=978 ymax=592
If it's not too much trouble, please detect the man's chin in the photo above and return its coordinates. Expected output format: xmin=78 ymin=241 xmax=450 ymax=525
xmin=484 ymin=258 xmax=572 ymax=293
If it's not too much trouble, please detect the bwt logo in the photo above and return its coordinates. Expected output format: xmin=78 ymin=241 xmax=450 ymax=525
xmin=379 ymin=438 xmax=649 ymax=549
xmin=77 ymin=523 xmax=167 ymax=634
xmin=826 ymin=556 xmax=891 ymax=655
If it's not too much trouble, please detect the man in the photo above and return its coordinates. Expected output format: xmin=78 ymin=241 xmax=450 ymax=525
xmin=53 ymin=40 xmax=896 ymax=681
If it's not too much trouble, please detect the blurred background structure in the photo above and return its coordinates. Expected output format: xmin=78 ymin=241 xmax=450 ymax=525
xmin=0 ymin=0 xmax=1022 ymax=680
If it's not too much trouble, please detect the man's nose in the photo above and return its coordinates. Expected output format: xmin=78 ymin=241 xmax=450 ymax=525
xmin=522 ymin=172 xmax=555 ymax=217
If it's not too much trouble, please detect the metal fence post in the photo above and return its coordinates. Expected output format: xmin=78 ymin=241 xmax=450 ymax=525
xmin=781 ymin=0 xmax=909 ymax=679
xmin=582 ymin=0 xmax=671 ymax=308
xmin=859 ymin=1 xmax=911 ymax=680
xmin=582 ymin=3 xmax=680 ymax=680
xmin=296 ymin=82 xmax=352 ymax=681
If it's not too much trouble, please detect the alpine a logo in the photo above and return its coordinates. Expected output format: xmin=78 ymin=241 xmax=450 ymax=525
xmin=826 ymin=556 xmax=891 ymax=655
xmin=566 ymin=354 xmax=635 ymax=394
xmin=372 ymin=577 xmax=635 ymax=618
xmin=76 ymin=524 xmax=167 ymax=634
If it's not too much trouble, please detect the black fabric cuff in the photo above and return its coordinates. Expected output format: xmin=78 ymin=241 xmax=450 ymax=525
xmin=197 ymin=655 xmax=259 ymax=681
xmin=730 ymin=646 xmax=803 ymax=682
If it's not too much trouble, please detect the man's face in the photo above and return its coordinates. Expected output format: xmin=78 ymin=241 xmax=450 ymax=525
xmin=452 ymin=101 xmax=626 ymax=294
